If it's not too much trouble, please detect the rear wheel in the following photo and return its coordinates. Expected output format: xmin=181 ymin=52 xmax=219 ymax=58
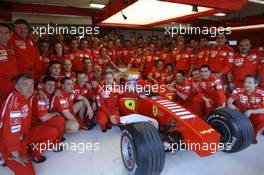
xmin=207 ymin=107 xmax=254 ymax=153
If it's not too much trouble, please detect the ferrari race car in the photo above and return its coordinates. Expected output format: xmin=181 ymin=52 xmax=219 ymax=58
xmin=116 ymin=69 xmax=254 ymax=175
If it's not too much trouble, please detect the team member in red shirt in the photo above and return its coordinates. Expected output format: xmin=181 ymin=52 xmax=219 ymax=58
xmin=258 ymin=47 xmax=264 ymax=89
xmin=192 ymin=65 xmax=226 ymax=118
xmin=9 ymin=19 xmax=42 ymax=78
xmin=91 ymin=37 xmax=101 ymax=59
xmin=156 ymin=39 xmax=164 ymax=55
xmin=39 ymin=61 xmax=63 ymax=89
xmin=74 ymin=71 xmax=96 ymax=115
xmin=50 ymin=42 xmax=65 ymax=63
xmin=94 ymin=47 xmax=118 ymax=70
xmin=65 ymin=38 xmax=84 ymax=72
xmin=194 ymin=38 xmax=210 ymax=68
xmin=96 ymin=72 xmax=121 ymax=132
xmin=148 ymin=59 xmax=167 ymax=85
xmin=227 ymin=75 xmax=264 ymax=143
xmin=163 ymin=63 xmax=175 ymax=84
xmin=188 ymin=67 xmax=201 ymax=96
xmin=207 ymin=34 xmax=234 ymax=80
xmin=144 ymin=43 xmax=159 ymax=75
xmin=174 ymin=41 xmax=193 ymax=75
xmin=61 ymin=59 xmax=76 ymax=81
xmin=0 ymin=74 xmax=58 ymax=175
xmin=160 ymin=45 xmax=173 ymax=65
xmin=32 ymin=76 xmax=65 ymax=148
xmin=119 ymin=40 xmax=134 ymax=66
xmin=107 ymin=39 xmax=118 ymax=63
xmin=93 ymin=47 xmax=110 ymax=68
xmin=83 ymin=57 xmax=94 ymax=81
xmin=39 ymin=40 xmax=50 ymax=72
xmin=166 ymin=71 xmax=192 ymax=109
xmin=0 ymin=24 xmax=18 ymax=106
xmin=228 ymin=39 xmax=259 ymax=89
xmin=53 ymin=77 xmax=94 ymax=132
xmin=79 ymin=38 xmax=91 ymax=58
xmin=128 ymin=47 xmax=145 ymax=70
xmin=89 ymin=65 xmax=103 ymax=94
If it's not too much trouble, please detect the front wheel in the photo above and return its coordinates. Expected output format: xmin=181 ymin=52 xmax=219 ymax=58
xmin=121 ymin=122 xmax=165 ymax=175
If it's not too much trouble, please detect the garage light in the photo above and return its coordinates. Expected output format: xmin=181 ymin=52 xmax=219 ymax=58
xmin=214 ymin=13 xmax=226 ymax=16
xmin=231 ymin=24 xmax=264 ymax=30
xmin=101 ymin=0 xmax=213 ymax=26
xmin=89 ymin=3 xmax=105 ymax=9
xmin=249 ymin=0 xmax=264 ymax=5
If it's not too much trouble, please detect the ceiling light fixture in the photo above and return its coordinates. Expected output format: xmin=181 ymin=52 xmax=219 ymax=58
xmin=89 ymin=3 xmax=105 ymax=9
xmin=230 ymin=24 xmax=264 ymax=30
xmin=214 ymin=13 xmax=226 ymax=16
xmin=249 ymin=0 xmax=264 ymax=5
xmin=101 ymin=0 xmax=213 ymax=26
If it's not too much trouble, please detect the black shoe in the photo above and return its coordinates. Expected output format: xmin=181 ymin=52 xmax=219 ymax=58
xmin=101 ymin=126 xmax=107 ymax=132
xmin=0 ymin=158 xmax=6 ymax=167
xmin=52 ymin=145 xmax=64 ymax=153
xmin=262 ymin=131 xmax=264 ymax=136
xmin=60 ymin=137 xmax=66 ymax=142
xmin=32 ymin=155 xmax=47 ymax=163
xmin=81 ymin=125 xmax=93 ymax=130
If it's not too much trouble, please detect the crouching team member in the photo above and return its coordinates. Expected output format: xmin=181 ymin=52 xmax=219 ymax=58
xmin=166 ymin=71 xmax=192 ymax=110
xmin=73 ymin=71 xmax=96 ymax=120
xmin=227 ymin=75 xmax=264 ymax=144
xmin=31 ymin=76 xmax=65 ymax=150
xmin=53 ymin=77 xmax=94 ymax=132
xmin=96 ymin=72 xmax=121 ymax=132
xmin=0 ymin=74 xmax=57 ymax=175
xmin=193 ymin=65 xmax=226 ymax=118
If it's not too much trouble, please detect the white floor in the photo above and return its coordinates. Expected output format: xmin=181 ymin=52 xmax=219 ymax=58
xmin=1 ymin=126 xmax=264 ymax=175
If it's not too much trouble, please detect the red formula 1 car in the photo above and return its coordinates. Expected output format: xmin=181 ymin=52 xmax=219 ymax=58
xmin=117 ymin=70 xmax=254 ymax=175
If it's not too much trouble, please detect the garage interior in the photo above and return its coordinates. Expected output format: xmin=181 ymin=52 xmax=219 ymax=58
xmin=0 ymin=0 xmax=264 ymax=175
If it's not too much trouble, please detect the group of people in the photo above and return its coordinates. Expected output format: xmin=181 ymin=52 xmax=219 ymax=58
xmin=0 ymin=18 xmax=264 ymax=175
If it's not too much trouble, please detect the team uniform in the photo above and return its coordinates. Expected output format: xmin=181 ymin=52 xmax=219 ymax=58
xmin=39 ymin=54 xmax=50 ymax=72
xmin=52 ymin=90 xmax=86 ymax=128
xmin=129 ymin=55 xmax=145 ymax=69
xmin=144 ymin=52 xmax=159 ymax=75
xmin=73 ymin=84 xmax=95 ymax=102
xmin=258 ymin=47 xmax=264 ymax=89
xmin=50 ymin=54 xmax=65 ymax=63
xmin=232 ymin=52 xmax=259 ymax=88
xmin=148 ymin=68 xmax=167 ymax=85
xmin=170 ymin=79 xmax=193 ymax=109
xmin=159 ymin=50 xmax=173 ymax=65
xmin=0 ymin=91 xmax=58 ymax=175
xmin=0 ymin=44 xmax=18 ymax=105
xmin=194 ymin=48 xmax=210 ymax=68
xmin=230 ymin=88 xmax=264 ymax=141
xmin=174 ymin=49 xmax=193 ymax=75
xmin=96 ymin=84 xmax=121 ymax=130
xmin=93 ymin=55 xmax=111 ymax=69
xmin=31 ymin=92 xmax=65 ymax=144
xmin=64 ymin=49 xmax=85 ymax=71
xmin=9 ymin=33 xmax=42 ymax=77
xmin=207 ymin=45 xmax=234 ymax=82
xmin=193 ymin=75 xmax=226 ymax=118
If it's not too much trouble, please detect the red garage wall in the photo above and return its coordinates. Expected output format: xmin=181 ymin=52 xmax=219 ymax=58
xmin=228 ymin=30 xmax=264 ymax=48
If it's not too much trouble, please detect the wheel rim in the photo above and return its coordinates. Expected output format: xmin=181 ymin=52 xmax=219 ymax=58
xmin=210 ymin=119 xmax=232 ymax=144
xmin=121 ymin=135 xmax=135 ymax=170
